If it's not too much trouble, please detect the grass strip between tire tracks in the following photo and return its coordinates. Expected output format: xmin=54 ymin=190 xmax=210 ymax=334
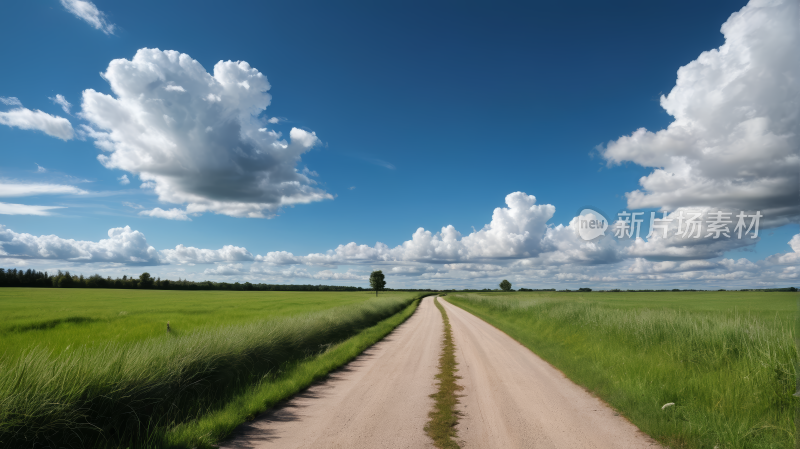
xmin=425 ymin=297 xmax=463 ymax=449
xmin=165 ymin=295 xmax=425 ymax=448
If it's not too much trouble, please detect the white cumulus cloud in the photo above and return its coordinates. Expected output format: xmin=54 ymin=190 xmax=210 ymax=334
xmin=311 ymin=270 xmax=368 ymax=281
xmin=254 ymin=250 xmax=302 ymax=265
xmin=0 ymin=225 xmax=159 ymax=264
xmin=160 ymin=244 xmax=254 ymax=264
xmin=118 ymin=174 xmax=130 ymax=185
xmin=139 ymin=207 xmax=191 ymax=221
xmin=253 ymin=192 xmax=556 ymax=266
xmin=80 ymin=48 xmax=332 ymax=218
xmin=0 ymin=191 xmax=795 ymax=288
xmin=60 ymin=0 xmax=116 ymax=34
xmin=0 ymin=108 xmax=74 ymax=140
xmin=600 ymin=0 xmax=800 ymax=226
xmin=245 ymin=265 xmax=367 ymax=282
xmin=765 ymin=233 xmax=800 ymax=266
xmin=204 ymin=263 xmax=245 ymax=276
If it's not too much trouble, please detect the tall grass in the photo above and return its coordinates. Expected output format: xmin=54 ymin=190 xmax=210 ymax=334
xmin=0 ymin=289 xmax=395 ymax=359
xmin=167 ymin=296 xmax=423 ymax=449
xmin=447 ymin=294 xmax=798 ymax=448
xmin=0 ymin=295 xmax=418 ymax=448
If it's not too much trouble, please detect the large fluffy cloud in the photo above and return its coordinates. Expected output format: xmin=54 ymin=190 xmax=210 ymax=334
xmin=160 ymin=244 xmax=254 ymax=265
xmin=765 ymin=234 xmax=800 ymax=266
xmin=600 ymin=0 xmax=799 ymax=226
xmin=248 ymin=193 xmax=774 ymax=269
xmin=532 ymin=216 xmax=624 ymax=266
xmin=80 ymin=48 xmax=332 ymax=218
xmin=153 ymin=192 xmax=555 ymax=268
xmin=0 ymin=107 xmax=74 ymax=140
xmin=0 ymin=225 xmax=159 ymax=264
xmin=290 ymin=192 xmax=556 ymax=264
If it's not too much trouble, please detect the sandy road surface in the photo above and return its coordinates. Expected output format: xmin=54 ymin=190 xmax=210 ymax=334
xmin=439 ymin=297 xmax=659 ymax=448
xmin=220 ymin=296 xmax=441 ymax=449
xmin=222 ymin=295 xmax=658 ymax=449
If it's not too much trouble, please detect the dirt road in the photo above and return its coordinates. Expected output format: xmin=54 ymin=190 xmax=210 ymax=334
xmin=439 ymin=298 xmax=659 ymax=448
xmin=222 ymin=295 xmax=658 ymax=448
xmin=220 ymin=296 xmax=442 ymax=449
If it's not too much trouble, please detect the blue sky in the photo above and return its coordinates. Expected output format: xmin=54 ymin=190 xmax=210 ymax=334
xmin=0 ymin=0 xmax=797 ymax=289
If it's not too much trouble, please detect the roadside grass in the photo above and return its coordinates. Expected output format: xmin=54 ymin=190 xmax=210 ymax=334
xmin=424 ymin=297 xmax=462 ymax=449
xmin=165 ymin=296 xmax=423 ymax=448
xmin=446 ymin=292 xmax=798 ymax=449
xmin=0 ymin=288 xmax=407 ymax=360
xmin=0 ymin=291 xmax=424 ymax=448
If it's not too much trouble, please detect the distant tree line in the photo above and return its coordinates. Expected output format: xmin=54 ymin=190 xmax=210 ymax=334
xmin=0 ymin=267 xmax=437 ymax=292
xmin=0 ymin=267 xmax=791 ymax=292
xmin=438 ymin=286 xmax=797 ymax=293
xmin=595 ymin=287 xmax=797 ymax=292
xmin=0 ymin=268 xmax=362 ymax=291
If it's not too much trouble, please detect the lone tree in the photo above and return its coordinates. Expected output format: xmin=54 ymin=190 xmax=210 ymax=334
xmin=369 ymin=270 xmax=386 ymax=296
xmin=139 ymin=272 xmax=154 ymax=289
xmin=499 ymin=279 xmax=512 ymax=291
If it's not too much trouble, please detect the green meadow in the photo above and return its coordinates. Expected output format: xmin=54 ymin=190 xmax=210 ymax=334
xmin=0 ymin=288 xmax=408 ymax=359
xmin=446 ymin=291 xmax=798 ymax=449
xmin=0 ymin=288 xmax=423 ymax=448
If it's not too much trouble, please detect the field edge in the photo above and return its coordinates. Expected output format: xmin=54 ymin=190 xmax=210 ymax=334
xmin=164 ymin=293 xmax=427 ymax=449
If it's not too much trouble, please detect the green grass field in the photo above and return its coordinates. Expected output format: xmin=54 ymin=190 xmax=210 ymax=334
xmin=0 ymin=288 xmax=408 ymax=359
xmin=446 ymin=291 xmax=798 ymax=449
xmin=0 ymin=288 xmax=423 ymax=448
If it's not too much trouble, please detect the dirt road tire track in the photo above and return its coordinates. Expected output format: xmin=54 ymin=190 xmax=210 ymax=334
xmin=220 ymin=296 xmax=442 ymax=449
xmin=439 ymin=297 xmax=660 ymax=448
